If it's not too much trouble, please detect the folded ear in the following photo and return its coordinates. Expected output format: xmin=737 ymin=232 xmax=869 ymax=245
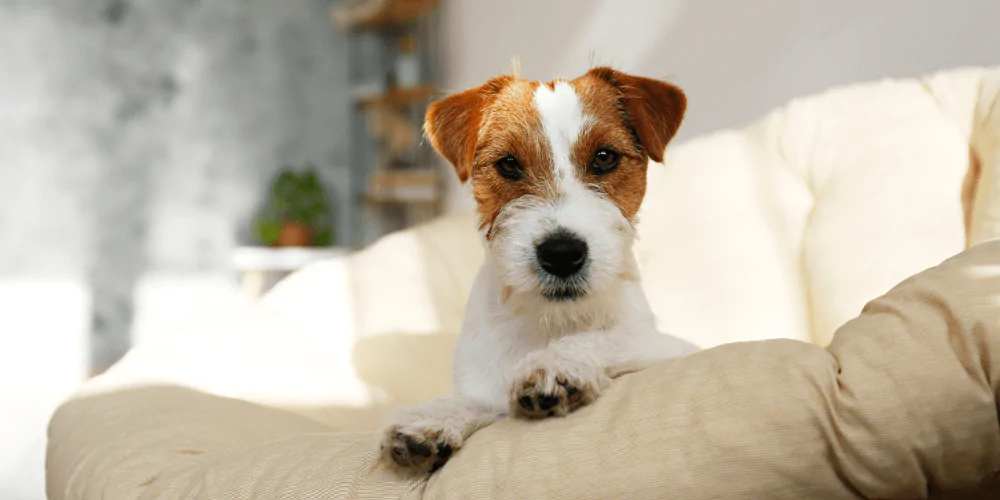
xmin=586 ymin=67 xmax=686 ymax=163
xmin=425 ymin=76 xmax=513 ymax=182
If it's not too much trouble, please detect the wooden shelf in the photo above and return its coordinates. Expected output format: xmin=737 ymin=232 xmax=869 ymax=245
xmin=365 ymin=168 xmax=439 ymax=205
xmin=356 ymin=84 xmax=435 ymax=107
xmin=336 ymin=0 xmax=442 ymax=246
xmin=331 ymin=0 xmax=438 ymax=31
xmin=363 ymin=196 xmax=438 ymax=206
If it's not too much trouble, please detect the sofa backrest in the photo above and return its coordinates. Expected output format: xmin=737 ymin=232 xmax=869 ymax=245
xmin=261 ymin=67 xmax=1000 ymax=407
xmin=347 ymin=67 xmax=999 ymax=350
xmin=639 ymin=67 xmax=999 ymax=347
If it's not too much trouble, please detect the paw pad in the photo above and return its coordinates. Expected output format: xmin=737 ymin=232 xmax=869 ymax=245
xmin=511 ymin=368 xmax=593 ymax=419
xmin=381 ymin=429 xmax=457 ymax=473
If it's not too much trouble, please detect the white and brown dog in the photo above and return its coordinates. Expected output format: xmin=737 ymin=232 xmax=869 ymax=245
xmin=380 ymin=67 xmax=700 ymax=473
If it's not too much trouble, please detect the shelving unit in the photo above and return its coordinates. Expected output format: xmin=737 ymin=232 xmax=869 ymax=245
xmin=331 ymin=0 xmax=438 ymax=31
xmin=355 ymin=84 xmax=435 ymax=107
xmin=330 ymin=0 xmax=442 ymax=248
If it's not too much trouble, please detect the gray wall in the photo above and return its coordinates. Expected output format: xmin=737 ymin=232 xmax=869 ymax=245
xmin=0 ymin=0 xmax=351 ymax=367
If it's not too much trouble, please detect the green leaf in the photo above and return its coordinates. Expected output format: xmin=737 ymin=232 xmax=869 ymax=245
xmin=252 ymin=217 xmax=281 ymax=246
xmin=313 ymin=226 xmax=333 ymax=246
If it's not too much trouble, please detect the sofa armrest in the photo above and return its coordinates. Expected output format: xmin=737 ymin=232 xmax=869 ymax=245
xmin=80 ymin=293 xmax=374 ymax=418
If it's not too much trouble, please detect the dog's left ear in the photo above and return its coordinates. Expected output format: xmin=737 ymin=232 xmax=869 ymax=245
xmin=586 ymin=67 xmax=686 ymax=163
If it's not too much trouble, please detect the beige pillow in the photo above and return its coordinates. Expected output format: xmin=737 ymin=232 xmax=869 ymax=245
xmin=49 ymin=240 xmax=1000 ymax=499
xmin=425 ymin=242 xmax=1000 ymax=499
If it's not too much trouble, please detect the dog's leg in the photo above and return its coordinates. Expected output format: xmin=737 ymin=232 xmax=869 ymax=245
xmin=380 ymin=395 xmax=504 ymax=473
xmin=509 ymin=329 xmax=698 ymax=419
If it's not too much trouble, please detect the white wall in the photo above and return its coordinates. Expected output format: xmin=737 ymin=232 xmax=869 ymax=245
xmin=0 ymin=280 xmax=88 ymax=500
xmin=438 ymin=0 xmax=1000 ymax=210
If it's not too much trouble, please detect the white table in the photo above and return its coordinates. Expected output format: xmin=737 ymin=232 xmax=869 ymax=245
xmin=232 ymin=246 xmax=350 ymax=299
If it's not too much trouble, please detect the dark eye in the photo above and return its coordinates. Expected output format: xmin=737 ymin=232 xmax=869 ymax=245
xmin=591 ymin=149 xmax=620 ymax=174
xmin=495 ymin=155 xmax=523 ymax=180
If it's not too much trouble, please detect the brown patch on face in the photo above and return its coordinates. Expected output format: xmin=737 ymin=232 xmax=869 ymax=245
xmin=424 ymin=75 xmax=514 ymax=182
xmin=584 ymin=67 xmax=686 ymax=163
xmin=425 ymin=69 xmax=685 ymax=236
xmin=467 ymin=80 xmax=556 ymax=237
xmin=570 ymin=74 xmax=650 ymax=219
xmin=568 ymin=68 xmax=687 ymax=220
xmin=426 ymin=77 xmax=551 ymax=237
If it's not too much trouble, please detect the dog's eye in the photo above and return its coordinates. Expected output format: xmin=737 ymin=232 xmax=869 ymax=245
xmin=495 ymin=156 xmax=523 ymax=180
xmin=591 ymin=149 xmax=620 ymax=175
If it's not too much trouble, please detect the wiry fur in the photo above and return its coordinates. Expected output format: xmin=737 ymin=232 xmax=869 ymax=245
xmin=380 ymin=68 xmax=698 ymax=474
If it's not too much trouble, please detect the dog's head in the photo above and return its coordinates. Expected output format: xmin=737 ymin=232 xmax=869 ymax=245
xmin=425 ymin=68 xmax=685 ymax=303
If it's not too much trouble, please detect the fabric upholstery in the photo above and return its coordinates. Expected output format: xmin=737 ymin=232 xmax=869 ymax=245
xmin=47 ymin=66 xmax=1000 ymax=499
xmin=48 ymin=240 xmax=1000 ymax=499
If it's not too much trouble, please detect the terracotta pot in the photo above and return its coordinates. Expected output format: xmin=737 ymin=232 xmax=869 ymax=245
xmin=275 ymin=222 xmax=313 ymax=247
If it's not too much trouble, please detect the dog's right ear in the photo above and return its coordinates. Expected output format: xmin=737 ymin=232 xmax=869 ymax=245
xmin=425 ymin=76 xmax=512 ymax=183
xmin=585 ymin=67 xmax=686 ymax=164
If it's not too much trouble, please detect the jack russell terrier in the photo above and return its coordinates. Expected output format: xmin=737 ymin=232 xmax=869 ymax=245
xmin=380 ymin=67 xmax=700 ymax=473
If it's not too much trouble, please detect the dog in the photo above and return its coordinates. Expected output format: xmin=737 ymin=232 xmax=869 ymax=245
xmin=380 ymin=67 xmax=700 ymax=474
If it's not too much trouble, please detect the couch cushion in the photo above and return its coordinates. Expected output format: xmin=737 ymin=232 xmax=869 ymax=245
xmin=48 ymin=239 xmax=1000 ymax=499
xmin=426 ymin=240 xmax=1000 ymax=499
xmin=350 ymin=210 xmax=482 ymax=341
xmin=638 ymin=70 xmax=990 ymax=348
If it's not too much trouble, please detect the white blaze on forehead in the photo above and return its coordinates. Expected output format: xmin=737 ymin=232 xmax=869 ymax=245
xmin=534 ymin=82 xmax=587 ymax=185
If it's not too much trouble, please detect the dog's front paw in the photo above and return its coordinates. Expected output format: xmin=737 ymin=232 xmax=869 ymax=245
xmin=380 ymin=423 xmax=460 ymax=474
xmin=508 ymin=353 xmax=611 ymax=419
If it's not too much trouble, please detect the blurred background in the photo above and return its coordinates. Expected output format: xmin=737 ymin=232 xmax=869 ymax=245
xmin=2 ymin=0 xmax=998 ymax=498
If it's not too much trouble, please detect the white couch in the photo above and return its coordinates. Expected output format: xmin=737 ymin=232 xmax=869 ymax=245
xmin=47 ymin=65 xmax=1000 ymax=499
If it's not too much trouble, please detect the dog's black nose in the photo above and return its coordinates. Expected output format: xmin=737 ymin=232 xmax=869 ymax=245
xmin=536 ymin=233 xmax=588 ymax=278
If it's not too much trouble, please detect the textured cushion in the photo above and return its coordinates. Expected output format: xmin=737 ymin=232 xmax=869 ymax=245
xmin=639 ymin=68 xmax=1000 ymax=348
xmin=47 ymin=239 xmax=1000 ymax=499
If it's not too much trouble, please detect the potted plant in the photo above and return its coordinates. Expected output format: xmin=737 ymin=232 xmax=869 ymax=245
xmin=253 ymin=166 xmax=334 ymax=247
